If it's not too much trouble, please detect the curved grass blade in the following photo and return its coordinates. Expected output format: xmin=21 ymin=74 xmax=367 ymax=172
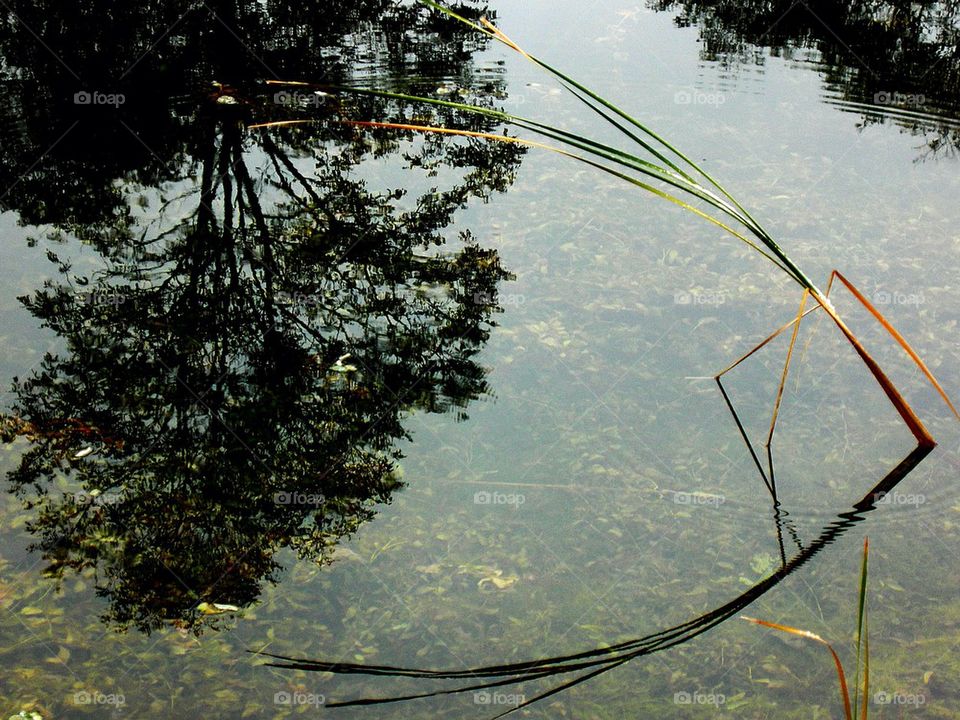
xmin=419 ymin=1 xmax=818 ymax=291
xmin=263 ymin=80 xmax=776 ymax=244
xmin=409 ymin=2 xmax=957 ymax=439
xmin=829 ymin=271 xmax=960 ymax=421
xmin=741 ymin=616 xmax=853 ymax=720
xmin=343 ymin=120 xmax=800 ymax=280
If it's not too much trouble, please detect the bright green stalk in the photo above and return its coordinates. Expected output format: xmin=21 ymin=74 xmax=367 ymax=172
xmin=286 ymin=84 xmax=770 ymax=238
xmin=416 ymin=0 xmax=820 ymax=293
xmin=853 ymin=538 xmax=870 ymax=719
xmin=325 ymin=3 xmax=952 ymax=439
xmin=267 ymin=81 xmax=802 ymax=281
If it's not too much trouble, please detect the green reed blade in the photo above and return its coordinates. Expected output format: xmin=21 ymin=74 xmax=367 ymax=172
xmin=417 ymin=0 xmax=820 ymax=293
xmin=320 ymin=84 xmax=766 ymax=235
xmin=853 ymin=537 xmax=869 ymax=719
xmin=311 ymin=84 xmax=803 ymax=281
xmin=346 ymin=118 xmax=800 ymax=279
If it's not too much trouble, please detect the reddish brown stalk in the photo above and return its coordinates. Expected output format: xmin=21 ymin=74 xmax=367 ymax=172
xmin=719 ymin=273 xmax=942 ymax=454
xmin=810 ymin=285 xmax=935 ymax=450
xmin=767 ymin=289 xmax=809 ymax=448
xmin=254 ymin=114 xmax=952 ymax=452
xmin=827 ymin=271 xmax=959 ymax=421
xmin=741 ymin=616 xmax=854 ymax=720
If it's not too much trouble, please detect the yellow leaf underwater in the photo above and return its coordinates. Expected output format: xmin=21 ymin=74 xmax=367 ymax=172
xmin=477 ymin=572 xmax=518 ymax=590
xmin=196 ymin=602 xmax=240 ymax=615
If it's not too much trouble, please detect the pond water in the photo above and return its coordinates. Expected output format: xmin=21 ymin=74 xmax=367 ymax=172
xmin=1 ymin=1 xmax=959 ymax=718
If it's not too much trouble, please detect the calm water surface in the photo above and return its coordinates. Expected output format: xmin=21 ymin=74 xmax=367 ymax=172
xmin=1 ymin=1 xmax=959 ymax=717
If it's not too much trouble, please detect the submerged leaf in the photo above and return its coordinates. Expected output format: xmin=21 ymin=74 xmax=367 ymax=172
xmin=478 ymin=574 xmax=518 ymax=590
xmin=196 ymin=602 xmax=240 ymax=615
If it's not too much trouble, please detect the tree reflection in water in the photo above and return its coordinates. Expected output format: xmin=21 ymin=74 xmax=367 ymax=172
xmin=653 ymin=0 xmax=960 ymax=158
xmin=0 ymin=0 xmax=525 ymax=633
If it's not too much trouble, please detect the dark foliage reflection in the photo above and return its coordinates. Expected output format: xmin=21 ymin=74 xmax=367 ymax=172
xmin=653 ymin=0 xmax=960 ymax=157
xmin=0 ymin=0 xmax=525 ymax=633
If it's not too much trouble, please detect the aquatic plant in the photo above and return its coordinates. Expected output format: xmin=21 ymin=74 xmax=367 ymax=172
xmin=742 ymin=537 xmax=871 ymax=720
xmin=255 ymin=472 xmax=909 ymax=717
xmin=262 ymin=0 xmax=957 ymax=478
xmin=252 ymin=0 xmax=957 ymax=714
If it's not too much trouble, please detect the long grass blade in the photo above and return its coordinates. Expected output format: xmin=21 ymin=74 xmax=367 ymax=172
xmin=248 ymin=119 xmax=316 ymax=130
xmin=862 ymin=613 xmax=869 ymax=720
xmin=741 ymin=616 xmax=853 ymax=720
xmin=813 ymin=291 xmax=936 ymax=450
xmin=264 ymin=80 xmax=778 ymax=244
xmin=344 ymin=120 xmax=800 ymax=279
xmin=767 ymin=289 xmax=809 ymax=449
xmin=853 ymin=537 xmax=869 ymax=719
xmin=830 ymin=271 xmax=960 ymax=421
xmin=366 ymin=2 xmax=957 ymax=442
xmin=419 ymin=1 xmax=820 ymax=291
